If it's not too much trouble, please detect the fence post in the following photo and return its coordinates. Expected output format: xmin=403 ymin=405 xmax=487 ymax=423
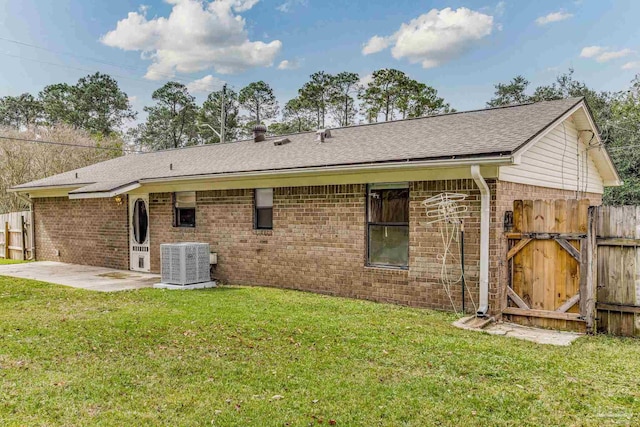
xmin=4 ymin=221 xmax=8 ymax=260
xmin=580 ymin=206 xmax=597 ymax=333
xmin=20 ymin=215 xmax=26 ymax=261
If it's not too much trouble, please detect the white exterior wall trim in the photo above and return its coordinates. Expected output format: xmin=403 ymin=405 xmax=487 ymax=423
xmin=137 ymin=155 xmax=514 ymax=185
xmin=67 ymin=183 xmax=142 ymax=200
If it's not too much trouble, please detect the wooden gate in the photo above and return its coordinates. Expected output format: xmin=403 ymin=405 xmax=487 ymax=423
xmin=0 ymin=211 xmax=33 ymax=261
xmin=596 ymin=206 xmax=640 ymax=336
xmin=504 ymin=200 xmax=596 ymax=332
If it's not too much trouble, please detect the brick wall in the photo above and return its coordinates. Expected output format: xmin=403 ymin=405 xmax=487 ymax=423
xmin=31 ymin=179 xmax=605 ymax=315
xmin=33 ymin=197 xmax=129 ymax=270
xmin=490 ymin=181 xmax=603 ymax=316
xmin=148 ymin=181 xmax=485 ymax=311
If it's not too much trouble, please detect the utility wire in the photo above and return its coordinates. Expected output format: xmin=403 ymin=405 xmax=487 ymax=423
xmin=0 ymin=134 xmax=142 ymax=153
xmin=604 ymin=122 xmax=640 ymax=134
xmin=606 ymin=142 xmax=640 ymax=150
xmin=0 ymin=51 xmax=169 ymax=88
xmin=0 ymin=37 xmax=238 ymax=94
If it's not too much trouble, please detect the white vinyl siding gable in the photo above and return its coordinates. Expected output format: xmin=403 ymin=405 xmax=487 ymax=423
xmin=499 ymin=117 xmax=605 ymax=194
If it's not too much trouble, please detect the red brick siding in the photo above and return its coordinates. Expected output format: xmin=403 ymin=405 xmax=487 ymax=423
xmin=407 ymin=180 xmax=486 ymax=311
xmin=33 ymin=196 xmax=129 ymax=270
xmin=30 ymin=179 xmax=605 ymax=315
xmin=148 ymin=181 xmax=485 ymax=311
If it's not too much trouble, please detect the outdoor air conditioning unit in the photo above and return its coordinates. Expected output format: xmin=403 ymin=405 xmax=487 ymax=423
xmin=160 ymin=242 xmax=211 ymax=286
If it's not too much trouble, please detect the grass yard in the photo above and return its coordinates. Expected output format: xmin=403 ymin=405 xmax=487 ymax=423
xmin=1 ymin=278 xmax=640 ymax=426
xmin=0 ymin=259 xmax=28 ymax=265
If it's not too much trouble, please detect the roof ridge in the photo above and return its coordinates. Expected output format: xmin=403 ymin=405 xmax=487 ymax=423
xmin=136 ymin=97 xmax=585 ymax=156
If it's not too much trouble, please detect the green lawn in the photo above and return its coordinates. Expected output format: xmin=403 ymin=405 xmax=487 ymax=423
xmin=1 ymin=278 xmax=639 ymax=426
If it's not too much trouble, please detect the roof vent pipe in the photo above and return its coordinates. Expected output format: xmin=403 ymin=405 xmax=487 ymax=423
xmin=316 ymin=129 xmax=331 ymax=142
xmin=273 ymin=137 xmax=291 ymax=146
xmin=471 ymin=164 xmax=490 ymax=317
xmin=253 ymin=124 xmax=267 ymax=142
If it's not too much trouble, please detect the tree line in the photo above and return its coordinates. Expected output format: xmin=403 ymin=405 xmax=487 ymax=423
xmin=0 ymin=72 xmax=135 ymax=136
xmin=0 ymin=68 xmax=452 ymax=151
xmin=127 ymin=69 xmax=453 ymax=150
xmin=1 ymin=68 xmax=639 ymax=205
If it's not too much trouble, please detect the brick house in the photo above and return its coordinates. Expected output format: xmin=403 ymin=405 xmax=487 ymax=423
xmin=11 ymin=98 xmax=620 ymax=316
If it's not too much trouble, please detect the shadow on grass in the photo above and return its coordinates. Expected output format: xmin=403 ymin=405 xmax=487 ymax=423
xmin=144 ymin=284 xmax=245 ymax=293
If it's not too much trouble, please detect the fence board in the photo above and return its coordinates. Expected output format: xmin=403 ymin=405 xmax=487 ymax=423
xmin=596 ymin=205 xmax=640 ymax=336
xmin=0 ymin=211 xmax=32 ymax=261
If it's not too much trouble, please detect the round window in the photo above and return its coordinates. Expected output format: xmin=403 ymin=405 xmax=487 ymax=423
xmin=132 ymin=198 xmax=148 ymax=244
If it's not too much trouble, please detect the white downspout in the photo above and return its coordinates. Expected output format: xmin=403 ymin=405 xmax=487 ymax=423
xmin=15 ymin=192 xmax=35 ymax=261
xmin=471 ymin=165 xmax=490 ymax=316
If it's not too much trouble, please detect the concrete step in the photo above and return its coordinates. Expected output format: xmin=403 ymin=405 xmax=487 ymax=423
xmin=454 ymin=315 xmax=495 ymax=330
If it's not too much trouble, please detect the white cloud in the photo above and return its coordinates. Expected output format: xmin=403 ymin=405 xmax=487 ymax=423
xmin=580 ymin=46 xmax=605 ymax=58
xmin=494 ymin=1 xmax=506 ymax=17
xmin=277 ymin=59 xmax=301 ymax=70
xmin=596 ymin=48 xmax=634 ymax=62
xmin=186 ymin=75 xmax=225 ymax=93
xmin=362 ymin=7 xmax=494 ymax=69
xmin=535 ymin=10 xmax=573 ymax=25
xmin=622 ymin=61 xmax=640 ymax=70
xmin=581 ymin=46 xmax=634 ymax=63
xmin=358 ymin=73 xmax=374 ymax=88
xmin=101 ymin=0 xmax=282 ymax=78
xmin=231 ymin=0 xmax=259 ymax=12
xmin=362 ymin=36 xmax=391 ymax=55
xmin=276 ymin=0 xmax=307 ymax=13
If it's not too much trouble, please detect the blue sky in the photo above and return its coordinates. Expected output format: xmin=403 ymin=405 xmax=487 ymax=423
xmin=0 ymin=0 xmax=639 ymax=125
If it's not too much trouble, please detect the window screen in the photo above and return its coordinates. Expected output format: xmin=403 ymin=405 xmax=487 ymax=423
xmin=174 ymin=191 xmax=196 ymax=227
xmin=367 ymin=183 xmax=409 ymax=268
xmin=255 ymin=188 xmax=273 ymax=229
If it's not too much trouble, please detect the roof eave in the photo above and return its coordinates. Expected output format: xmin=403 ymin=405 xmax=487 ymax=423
xmin=575 ymin=101 xmax=623 ymax=186
xmin=137 ymin=154 xmax=516 ymax=186
xmin=68 ymin=182 xmax=142 ymax=200
xmin=12 ymin=155 xmax=515 ymax=197
xmin=7 ymin=183 xmax=86 ymax=193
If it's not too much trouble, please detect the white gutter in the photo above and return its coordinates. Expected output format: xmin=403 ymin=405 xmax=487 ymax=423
xmin=9 ymin=155 xmax=515 ymax=196
xmin=68 ymin=182 xmax=142 ymax=200
xmin=14 ymin=192 xmax=35 ymax=261
xmin=471 ymin=165 xmax=490 ymax=316
xmin=140 ymin=155 xmax=514 ymax=185
xmin=7 ymin=184 xmax=84 ymax=193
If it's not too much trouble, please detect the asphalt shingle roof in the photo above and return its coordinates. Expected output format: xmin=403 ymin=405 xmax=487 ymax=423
xmin=12 ymin=97 xmax=583 ymax=193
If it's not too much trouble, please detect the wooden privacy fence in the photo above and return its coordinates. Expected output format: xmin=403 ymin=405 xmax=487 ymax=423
xmin=505 ymin=200 xmax=595 ymax=332
xmin=0 ymin=211 xmax=33 ymax=261
xmin=504 ymin=201 xmax=640 ymax=337
xmin=596 ymin=206 xmax=640 ymax=336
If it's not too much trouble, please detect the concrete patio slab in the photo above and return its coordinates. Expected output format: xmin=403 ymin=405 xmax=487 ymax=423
xmin=454 ymin=316 xmax=583 ymax=346
xmin=0 ymin=261 xmax=159 ymax=292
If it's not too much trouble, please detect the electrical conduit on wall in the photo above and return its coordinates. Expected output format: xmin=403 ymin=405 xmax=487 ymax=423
xmin=471 ymin=165 xmax=490 ymax=316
